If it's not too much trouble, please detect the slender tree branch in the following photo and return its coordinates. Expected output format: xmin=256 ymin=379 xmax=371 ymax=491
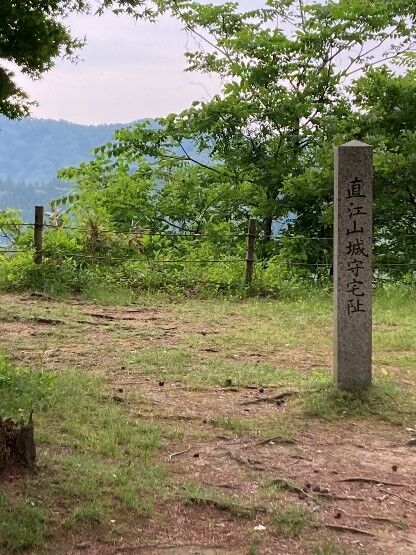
xmin=346 ymin=45 xmax=414 ymax=77
xmin=298 ymin=0 xmax=305 ymax=29
xmin=183 ymin=24 xmax=233 ymax=63
xmin=341 ymin=26 xmax=400 ymax=76
xmin=177 ymin=143 xmax=226 ymax=175
xmin=177 ymin=141 xmax=255 ymax=184
xmin=195 ymin=181 xmax=239 ymax=228
xmin=0 ymin=228 xmax=14 ymax=243
xmin=149 ymin=214 xmax=194 ymax=232
xmin=112 ymin=199 xmax=194 ymax=232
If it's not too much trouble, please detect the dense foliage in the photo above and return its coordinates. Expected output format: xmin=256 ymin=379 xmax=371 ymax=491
xmin=1 ymin=0 xmax=416 ymax=295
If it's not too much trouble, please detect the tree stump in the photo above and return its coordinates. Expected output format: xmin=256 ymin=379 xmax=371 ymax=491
xmin=0 ymin=412 xmax=36 ymax=473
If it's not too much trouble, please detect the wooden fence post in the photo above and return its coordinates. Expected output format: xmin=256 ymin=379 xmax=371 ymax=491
xmin=34 ymin=205 xmax=44 ymax=264
xmin=245 ymin=218 xmax=257 ymax=286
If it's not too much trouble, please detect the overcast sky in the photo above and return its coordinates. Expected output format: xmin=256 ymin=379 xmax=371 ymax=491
xmin=14 ymin=11 xmax=224 ymax=125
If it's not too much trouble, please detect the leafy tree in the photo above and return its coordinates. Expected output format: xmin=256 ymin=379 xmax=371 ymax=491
xmin=282 ymin=68 xmax=416 ymax=273
xmin=42 ymin=1 xmax=416 ymax=278
xmin=0 ymin=0 xmax=157 ymax=118
xmin=106 ymin=0 xmax=416 ymax=244
xmin=58 ymin=144 xmax=251 ymax=236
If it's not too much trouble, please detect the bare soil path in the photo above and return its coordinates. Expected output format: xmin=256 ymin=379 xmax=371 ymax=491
xmin=0 ymin=293 xmax=415 ymax=554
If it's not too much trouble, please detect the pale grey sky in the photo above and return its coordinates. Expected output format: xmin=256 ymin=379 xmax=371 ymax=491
xmin=9 ymin=1 xmax=400 ymax=125
xmin=13 ymin=1 xmax=266 ymax=125
xmin=13 ymin=11 xmax=224 ymax=125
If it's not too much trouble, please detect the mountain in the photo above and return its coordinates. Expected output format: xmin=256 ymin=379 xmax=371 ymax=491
xmin=0 ymin=117 xmax=141 ymax=219
xmin=0 ymin=116 xmax=204 ymax=221
xmin=0 ymin=117 xmax=136 ymax=183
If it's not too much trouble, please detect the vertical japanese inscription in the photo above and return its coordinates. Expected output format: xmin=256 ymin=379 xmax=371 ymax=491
xmin=334 ymin=141 xmax=373 ymax=389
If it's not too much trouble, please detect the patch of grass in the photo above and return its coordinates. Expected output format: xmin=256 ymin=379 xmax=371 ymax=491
xmin=0 ymin=356 xmax=167 ymax=550
xmin=210 ymin=414 xmax=295 ymax=442
xmin=247 ymin=533 xmax=262 ymax=555
xmin=1 ymin=291 xmax=416 ymax=551
xmin=0 ymin=500 xmax=45 ymax=552
xmin=0 ymin=355 xmax=55 ymax=419
xmin=270 ymin=503 xmax=315 ymax=537
xmin=311 ymin=538 xmax=349 ymax=555
xmin=64 ymin=502 xmax=104 ymax=527
xmin=267 ymin=477 xmax=302 ymax=496
xmin=182 ymin=483 xmax=261 ymax=518
xmin=82 ymin=284 xmax=135 ymax=306
xmin=301 ymin=374 xmax=416 ymax=424
xmin=210 ymin=415 xmax=254 ymax=434
xmin=129 ymin=347 xmax=303 ymax=388
xmin=46 ymin=452 xmax=156 ymax=508
xmin=173 ymin=296 xmax=332 ymax=355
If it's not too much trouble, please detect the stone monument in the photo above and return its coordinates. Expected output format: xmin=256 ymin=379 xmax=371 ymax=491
xmin=334 ymin=140 xmax=373 ymax=390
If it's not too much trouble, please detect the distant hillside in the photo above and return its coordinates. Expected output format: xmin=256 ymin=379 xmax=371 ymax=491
xmin=0 ymin=116 xmax=203 ymax=220
xmin=0 ymin=176 xmax=72 ymax=221
xmin=0 ymin=116 xmax=137 ymax=183
xmin=0 ymin=117 xmax=144 ymax=219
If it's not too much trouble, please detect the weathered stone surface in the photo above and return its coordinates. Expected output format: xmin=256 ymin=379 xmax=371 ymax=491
xmin=334 ymin=140 xmax=373 ymax=390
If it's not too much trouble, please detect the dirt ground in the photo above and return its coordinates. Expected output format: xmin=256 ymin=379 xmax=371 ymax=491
xmin=0 ymin=293 xmax=415 ymax=555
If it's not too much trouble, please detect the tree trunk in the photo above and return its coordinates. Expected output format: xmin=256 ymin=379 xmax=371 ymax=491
xmin=263 ymin=216 xmax=273 ymax=242
xmin=0 ymin=413 xmax=36 ymax=473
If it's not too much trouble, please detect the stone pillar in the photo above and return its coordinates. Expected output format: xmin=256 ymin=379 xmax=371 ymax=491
xmin=334 ymin=140 xmax=373 ymax=390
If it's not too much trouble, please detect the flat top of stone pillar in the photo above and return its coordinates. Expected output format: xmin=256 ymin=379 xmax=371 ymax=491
xmin=339 ymin=140 xmax=371 ymax=148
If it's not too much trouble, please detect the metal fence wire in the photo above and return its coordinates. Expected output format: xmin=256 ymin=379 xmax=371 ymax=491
xmin=0 ymin=208 xmax=415 ymax=286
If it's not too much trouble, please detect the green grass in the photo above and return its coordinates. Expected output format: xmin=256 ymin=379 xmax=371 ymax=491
xmin=247 ymin=534 xmax=262 ymax=555
xmin=81 ymin=283 xmax=135 ymax=306
xmin=128 ymin=341 xmax=416 ymax=426
xmin=267 ymin=477 xmax=303 ymax=496
xmin=210 ymin=414 xmax=295 ymax=441
xmin=311 ymin=538 xmax=350 ymax=555
xmin=0 ymin=355 xmax=166 ymax=551
xmin=171 ymin=291 xmax=416 ymax=373
xmin=128 ymin=347 xmax=304 ymax=388
xmin=270 ymin=503 xmax=315 ymax=537
xmin=182 ymin=483 xmax=262 ymax=518
xmin=0 ymin=498 xmax=45 ymax=552
xmin=301 ymin=374 xmax=416 ymax=425
xmin=0 ymin=289 xmax=416 ymax=551
xmin=172 ymin=296 xmax=332 ymax=357
xmin=210 ymin=415 xmax=254 ymax=434
xmin=64 ymin=502 xmax=104 ymax=528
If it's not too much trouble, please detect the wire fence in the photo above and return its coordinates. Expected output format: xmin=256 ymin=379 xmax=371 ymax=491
xmin=1 ymin=209 xmax=416 ymax=286
xmin=1 ymin=249 xmax=414 ymax=269
xmin=3 ymin=221 xmax=416 ymax=240
xmin=1 ymin=247 xmax=415 ymax=269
